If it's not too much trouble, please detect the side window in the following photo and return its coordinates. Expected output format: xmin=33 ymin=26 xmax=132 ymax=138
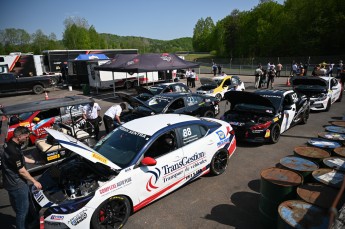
xmin=169 ymin=98 xmax=185 ymax=110
xmin=223 ymin=79 xmax=231 ymax=87
xmin=177 ymin=125 xmax=206 ymax=146
xmin=231 ymin=78 xmax=239 ymax=85
xmin=145 ymin=131 xmax=177 ymax=158
xmin=186 ymin=96 xmax=201 ymax=106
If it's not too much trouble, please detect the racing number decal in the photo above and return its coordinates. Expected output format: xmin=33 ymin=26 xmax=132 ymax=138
xmin=183 ymin=128 xmax=192 ymax=138
xmin=291 ymin=93 xmax=298 ymax=103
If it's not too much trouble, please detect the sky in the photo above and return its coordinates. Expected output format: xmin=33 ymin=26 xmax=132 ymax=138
xmin=1 ymin=0 xmax=285 ymax=41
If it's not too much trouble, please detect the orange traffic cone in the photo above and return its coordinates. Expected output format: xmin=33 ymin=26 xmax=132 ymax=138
xmin=286 ymin=77 xmax=291 ymax=86
xmin=45 ymin=92 xmax=49 ymax=100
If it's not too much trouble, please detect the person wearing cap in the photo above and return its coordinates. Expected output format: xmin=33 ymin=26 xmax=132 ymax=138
xmin=2 ymin=126 xmax=42 ymax=229
xmin=103 ymin=103 xmax=126 ymax=134
xmin=82 ymin=101 xmax=101 ymax=140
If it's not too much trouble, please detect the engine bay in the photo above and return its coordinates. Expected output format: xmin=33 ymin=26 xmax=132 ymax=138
xmin=223 ymin=111 xmax=272 ymax=125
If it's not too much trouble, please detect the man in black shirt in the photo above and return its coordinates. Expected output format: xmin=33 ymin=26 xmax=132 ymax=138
xmin=1 ymin=126 xmax=42 ymax=229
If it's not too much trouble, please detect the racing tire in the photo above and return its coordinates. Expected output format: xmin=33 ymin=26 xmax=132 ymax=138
xmin=269 ymin=123 xmax=281 ymax=144
xmin=300 ymin=107 xmax=310 ymax=125
xmin=325 ymin=99 xmax=331 ymax=112
xmin=215 ymin=93 xmax=222 ymax=101
xmin=210 ymin=149 xmax=228 ymax=176
xmin=91 ymin=195 xmax=131 ymax=229
xmin=203 ymin=110 xmax=215 ymax=118
xmin=50 ymin=76 xmax=59 ymax=86
xmin=33 ymin=85 xmax=44 ymax=94
xmin=124 ymin=81 xmax=133 ymax=89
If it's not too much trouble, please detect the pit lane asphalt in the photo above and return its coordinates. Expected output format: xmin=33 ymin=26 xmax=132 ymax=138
xmin=0 ymin=75 xmax=344 ymax=228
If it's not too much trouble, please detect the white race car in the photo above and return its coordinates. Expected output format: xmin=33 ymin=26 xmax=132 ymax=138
xmin=32 ymin=114 xmax=236 ymax=228
xmin=292 ymin=76 xmax=343 ymax=111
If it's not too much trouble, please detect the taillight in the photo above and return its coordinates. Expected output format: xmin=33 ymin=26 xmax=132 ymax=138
xmin=226 ymin=125 xmax=235 ymax=136
xmin=250 ymin=121 xmax=272 ymax=130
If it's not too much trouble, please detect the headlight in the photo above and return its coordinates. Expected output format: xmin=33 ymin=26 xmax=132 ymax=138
xmin=208 ymin=89 xmax=214 ymax=93
xmin=313 ymin=93 xmax=328 ymax=101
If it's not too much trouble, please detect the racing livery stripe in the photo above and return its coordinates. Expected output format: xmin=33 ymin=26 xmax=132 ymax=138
xmin=133 ymin=177 xmax=186 ymax=212
xmin=227 ymin=136 xmax=236 ymax=156
xmin=57 ymin=139 xmax=93 ymax=153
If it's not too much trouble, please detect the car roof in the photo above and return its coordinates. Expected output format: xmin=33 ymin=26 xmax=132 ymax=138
xmin=0 ymin=96 xmax=94 ymax=115
xmin=122 ymin=114 xmax=200 ymax=136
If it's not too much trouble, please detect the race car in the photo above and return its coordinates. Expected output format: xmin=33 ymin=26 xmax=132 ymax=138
xmin=221 ymin=90 xmax=310 ymax=144
xmin=135 ymin=82 xmax=192 ymax=101
xmin=196 ymin=75 xmax=245 ymax=100
xmin=116 ymin=92 xmax=220 ymax=122
xmin=292 ymin=76 xmax=343 ymax=111
xmin=2 ymin=96 xmax=91 ymax=149
xmin=32 ymin=114 xmax=236 ymax=228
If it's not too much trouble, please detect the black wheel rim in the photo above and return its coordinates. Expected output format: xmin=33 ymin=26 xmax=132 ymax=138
xmin=98 ymin=198 xmax=128 ymax=228
xmin=213 ymin=151 xmax=228 ymax=173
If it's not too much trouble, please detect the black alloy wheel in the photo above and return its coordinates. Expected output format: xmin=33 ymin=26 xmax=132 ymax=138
xmin=210 ymin=150 xmax=228 ymax=175
xmin=269 ymin=123 xmax=281 ymax=144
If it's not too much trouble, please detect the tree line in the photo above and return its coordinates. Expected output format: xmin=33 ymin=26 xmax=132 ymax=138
xmin=1 ymin=0 xmax=344 ymax=58
xmin=193 ymin=0 xmax=345 ymax=58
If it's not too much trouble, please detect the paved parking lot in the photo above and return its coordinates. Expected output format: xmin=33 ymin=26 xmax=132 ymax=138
xmin=0 ymin=74 xmax=344 ymax=228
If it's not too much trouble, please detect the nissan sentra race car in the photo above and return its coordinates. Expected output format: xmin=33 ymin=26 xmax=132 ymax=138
xmin=31 ymin=114 xmax=236 ymax=228
xmin=221 ymin=90 xmax=310 ymax=144
xmin=292 ymin=76 xmax=343 ymax=111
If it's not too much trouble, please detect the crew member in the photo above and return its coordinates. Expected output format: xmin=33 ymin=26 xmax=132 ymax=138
xmin=103 ymin=103 xmax=126 ymax=134
xmin=82 ymin=101 xmax=101 ymax=140
xmin=1 ymin=126 xmax=42 ymax=229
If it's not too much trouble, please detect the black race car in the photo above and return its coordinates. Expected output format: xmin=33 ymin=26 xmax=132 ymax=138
xmin=221 ymin=90 xmax=310 ymax=144
xmin=135 ymin=82 xmax=192 ymax=101
xmin=116 ymin=92 xmax=219 ymax=122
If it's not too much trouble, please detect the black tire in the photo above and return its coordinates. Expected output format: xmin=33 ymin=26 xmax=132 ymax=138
xmin=210 ymin=150 xmax=228 ymax=175
xmin=203 ymin=110 xmax=215 ymax=118
xmin=300 ymin=107 xmax=310 ymax=124
xmin=50 ymin=76 xmax=58 ymax=86
xmin=325 ymin=99 xmax=331 ymax=112
xmin=33 ymin=85 xmax=44 ymax=94
xmin=91 ymin=195 xmax=131 ymax=229
xmin=124 ymin=81 xmax=133 ymax=89
xmin=269 ymin=123 xmax=281 ymax=144
xmin=215 ymin=93 xmax=222 ymax=101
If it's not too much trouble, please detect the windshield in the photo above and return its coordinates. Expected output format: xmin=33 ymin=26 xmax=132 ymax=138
xmin=18 ymin=112 xmax=34 ymax=121
xmin=295 ymin=85 xmax=326 ymax=90
xmin=260 ymin=95 xmax=282 ymax=111
xmin=144 ymin=96 xmax=173 ymax=113
xmin=234 ymin=103 xmax=274 ymax=115
xmin=94 ymin=126 xmax=150 ymax=168
xmin=213 ymin=79 xmax=222 ymax=86
xmin=149 ymin=86 xmax=164 ymax=95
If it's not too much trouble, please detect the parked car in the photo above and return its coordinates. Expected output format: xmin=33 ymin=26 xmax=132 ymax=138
xmin=135 ymin=82 xmax=191 ymax=101
xmin=116 ymin=92 xmax=220 ymax=122
xmin=0 ymin=73 xmax=53 ymax=94
xmin=33 ymin=114 xmax=236 ymax=228
xmin=196 ymin=75 xmax=245 ymax=100
xmin=221 ymin=90 xmax=310 ymax=144
xmin=291 ymin=76 xmax=343 ymax=111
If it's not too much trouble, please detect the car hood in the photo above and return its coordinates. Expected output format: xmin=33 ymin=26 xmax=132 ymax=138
xmin=291 ymin=77 xmax=327 ymax=87
xmin=45 ymin=128 xmax=121 ymax=170
xmin=115 ymin=92 xmax=155 ymax=112
xmin=134 ymin=86 xmax=154 ymax=96
xmin=224 ymin=91 xmax=276 ymax=111
xmin=200 ymin=77 xmax=218 ymax=86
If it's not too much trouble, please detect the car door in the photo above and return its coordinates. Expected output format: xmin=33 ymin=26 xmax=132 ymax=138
xmin=164 ymin=98 xmax=186 ymax=114
xmin=330 ymin=78 xmax=341 ymax=103
xmin=176 ymin=124 xmax=214 ymax=180
xmin=183 ymin=95 xmax=204 ymax=116
xmin=135 ymin=130 xmax=185 ymax=203
xmin=280 ymin=93 xmax=297 ymax=133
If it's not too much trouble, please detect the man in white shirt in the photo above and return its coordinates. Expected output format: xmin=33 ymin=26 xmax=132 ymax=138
xmin=82 ymin=102 xmax=101 ymax=140
xmin=103 ymin=103 xmax=126 ymax=134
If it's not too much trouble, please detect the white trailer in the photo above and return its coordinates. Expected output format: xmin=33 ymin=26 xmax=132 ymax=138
xmin=87 ymin=61 xmax=160 ymax=90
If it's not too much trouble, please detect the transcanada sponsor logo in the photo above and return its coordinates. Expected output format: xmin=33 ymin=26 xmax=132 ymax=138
xmin=161 ymin=152 xmax=205 ymax=175
xmin=99 ymin=178 xmax=132 ymax=194
xmin=69 ymin=209 xmax=87 ymax=226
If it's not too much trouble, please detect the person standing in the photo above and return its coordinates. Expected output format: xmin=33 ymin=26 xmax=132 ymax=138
xmin=190 ymin=69 xmax=196 ymax=88
xmin=254 ymin=65 xmax=263 ymax=89
xmin=212 ymin=63 xmax=217 ymax=76
xmin=337 ymin=60 xmax=343 ymax=77
xmin=267 ymin=66 xmax=276 ymax=89
xmin=328 ymin=62 xmax=334 ymax=77
xmin=276 ymin=63 xmax=283 ymax=78
xmin=185 ymin=69 xmax=192 ymax=87
xmin=1 ymin=126 xmax=42 ymax=229
xmin=217 ymin=64 xmax=222 ymax=75
xmin=292 ymin=62 xmax=298 ymax=76
xmin=83 ymin=101 xmax=101 ymax=140
xmin=103 ymin=103 xmax=126 ymax=134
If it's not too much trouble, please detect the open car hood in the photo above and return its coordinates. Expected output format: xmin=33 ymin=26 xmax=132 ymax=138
xmin=291 ymin=77 xmax=327 ymax=87
xmin=45 ymin=128 xmax=121 ymax=170
xmin=224 ymin=91 xmax=276 ymax=112
xmin=115 ymin=92 xmax=155 ymax=111
xmin=200 ymin=77 xmax=218 ymax=86
xmin=134 ymin=86 xmax=154 ymax=96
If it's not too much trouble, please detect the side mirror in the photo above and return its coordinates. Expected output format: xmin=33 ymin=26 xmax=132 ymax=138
xmin=141 ymin=157 xmax=157 ymax=166
xmin=33 ymin=117 xmax=40 ymax=123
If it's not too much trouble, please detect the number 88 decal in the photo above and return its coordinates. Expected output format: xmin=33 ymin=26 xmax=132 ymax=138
xmin=183 ymin=128 xmax=192 ymax=137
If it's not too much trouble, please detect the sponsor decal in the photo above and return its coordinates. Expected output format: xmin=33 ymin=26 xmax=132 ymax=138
xmin=273 ymin=117 xmax=279 ymax=122
xmin=47 ymin=151 xmax=61 ymax=161
xmin=92 ymin=153 xmax=108 ymax=164
xmin=161 ymin=53 xmax=172 ymax=62
xmin=161 ymin=152 xmax=205 ymax=175
xmin=146 ymin=168 xmax=161 ymax=191
xmin=264 ymin=129 xmax=271 ymax=138
xmin=99 ymin=178 xmax=132 ymax=194
xmin=216 ymin=130 xmax=226 ymax=140
xmin=19 ymin=122 xmax=30 ymax=127
xmin=119 ymin=126 xmax=147 ymax=138
xmin=217 ymin=137 xmax=230 ymax=147
xmin=51 ymin=215 xmax=64 ymax=220
xmin=68 ymin=209 xmax=87 ymax=226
